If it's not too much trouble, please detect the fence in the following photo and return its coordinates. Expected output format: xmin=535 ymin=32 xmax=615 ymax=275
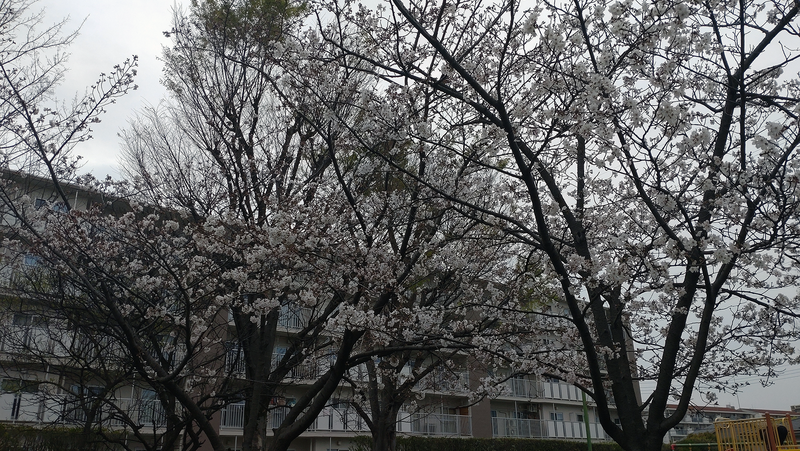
xmin=715 ymin=414 xmax=799 ymax=451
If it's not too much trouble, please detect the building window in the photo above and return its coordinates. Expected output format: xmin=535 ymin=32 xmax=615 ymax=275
xmin=34 ymin=198 xmax=68 ymax=212
xmin=12 ymin=313 xmax=34 ymax=326
xmin=52 ymin=201 xmax=68 ymax=213
xmin=65 ymin=385 xmax=104 ymax=423
xmin=139 ymin=389 xmax=165 ymax=426
xmin=8 ymin=314 xmax=40 ymax=351
xmin=331 ymin=398 xmax=349 ymax=410
xmin=34 ymin=198 xmax=68 ymax=213
xmin=550 ymin=412 xmax=563 ymax=421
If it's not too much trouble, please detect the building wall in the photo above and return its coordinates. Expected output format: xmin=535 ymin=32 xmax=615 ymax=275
xmin=0 ymin=172 xmax=628 ymax=449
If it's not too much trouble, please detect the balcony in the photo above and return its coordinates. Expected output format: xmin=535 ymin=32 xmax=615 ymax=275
xmin=417 ymin=370 xmax=469 ymax=394
xmin=64 ymin=397 xmax=166 ymax=428
xmin=505 ymin=378 xmax=542 ymax=398
xmin=225 ymin=349 xmax=330 ymax=382
xmin=405 ymin=413 xmax=472 ymax=436
xmin=220 ymin=402 xmax=245 ymax=429
xmin=309 ymin=407 xmax=370 ymax=433
xmin=0 ymin=391 xmax=46 ymax=422
xmin=277 ymin=305 xmax=310 ymax=330
xmin=220 ymin=405 xmax=373 ymax=433
xmin=500 ymin=377 xmax=593 ymax=403
xmin=492 ymin=418 xmax=607 ymax=440
xmin=227 ymin=304 xmax=310 ymax=330
xmin=221 ymin=404 xmax=371 ymax=433
xmin=0 ymin=325 xmax=54 ymax=354
xmin=219 ymin=405 xmax=472 ymax=437
xmin=0 ymin=393 xmax=167 ymax=428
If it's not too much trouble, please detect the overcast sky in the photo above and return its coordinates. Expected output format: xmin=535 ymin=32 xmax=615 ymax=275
xmin=35 ymin=0 xmax=800 ymax=413
xmin=37 ymin=0 xmax=177 ymax=179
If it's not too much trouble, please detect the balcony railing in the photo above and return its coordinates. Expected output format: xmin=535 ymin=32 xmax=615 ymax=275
xmin=540 ymin=380 xmax=584 ymax=401
xmin=0 ymin=394 xmax=168 ymax=428
xmin=417 ymin=370 xmax=469 ymax=393
xmin=220 ymin=402 xmax=245 ymax=429
xmin=228 ymin=304 xmax=310 ymax=329
xmin=309 ymin=408 xmax=370 ymax=432
xmin=220 ymin=404 xmax=472 ymax=438
xmin=501 ymin=378 xmax=609 ymax=404
xmin=288 ymin=360 xmax=324 ymax=380
xmin=277 ymin=305 xmax=310 ymax=330
xmin=0 ymin=391 xmax=43 ymax=422
xmin=492 ymin=418 xmax=607 ymax=440
xmin=63 ymin=397 xmax=166 ymax=428
xmin=506 ymin=378 xmax=542 ymax=398
xmin=0 ymin=325 xmax=54 ymax=354
xmin=226 ymin=347 xmax=247 ymax=376
xmin=405 ymin=413 xmax=472 ymax=436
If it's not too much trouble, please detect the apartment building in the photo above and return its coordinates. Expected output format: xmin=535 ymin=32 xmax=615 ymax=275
xmin=212 ymin=318 xmax=608 ymax=450
xmin=1 ymin=302 xmax=619 ymax=450
xmin=0 ymin=171 xmax=623 ymax=450
xmin=212 ymin=304 xmax=619 ymax=451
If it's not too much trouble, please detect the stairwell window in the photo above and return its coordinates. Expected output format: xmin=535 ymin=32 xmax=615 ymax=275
xmin=34 ymin=198 xmax=68 ymax=213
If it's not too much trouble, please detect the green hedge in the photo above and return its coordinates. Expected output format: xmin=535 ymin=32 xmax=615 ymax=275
xmin=0 ymin=424 xmax=116 ymax=451
xmin=352 ymin=436 xmax=625 ymax=451
xmin=676 ymin=431 xmax=716 ymax=444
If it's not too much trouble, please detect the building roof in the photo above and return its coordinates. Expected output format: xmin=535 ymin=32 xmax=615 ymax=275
xmin=745 ymin=408 xmax=796 ymax=417
xmin=666 ymin=403 xmax=746 ymax=414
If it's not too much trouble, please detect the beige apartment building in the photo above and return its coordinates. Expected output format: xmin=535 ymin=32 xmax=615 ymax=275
xmin=0 ymin=171 xmax=622 ymax=451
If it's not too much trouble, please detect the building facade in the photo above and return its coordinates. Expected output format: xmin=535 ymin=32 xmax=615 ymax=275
xmin=0 ymin=171 xmax=624 ymax=450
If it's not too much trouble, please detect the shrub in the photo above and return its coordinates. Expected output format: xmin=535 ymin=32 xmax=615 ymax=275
xmin=0 ymin=424 xmax=117 ymax=451
xmin=677 ymin=431 xmax=717 ymax=445
xmin=351 ymin=435 xmax=625 ymax=451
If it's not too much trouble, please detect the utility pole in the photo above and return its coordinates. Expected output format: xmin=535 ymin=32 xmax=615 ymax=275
xmin=582 ymin=391 xmax=593 ymax=451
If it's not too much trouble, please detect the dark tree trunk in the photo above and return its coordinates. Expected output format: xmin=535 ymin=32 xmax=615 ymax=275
xmin=370 ymin=405 xmax=402 ymax=451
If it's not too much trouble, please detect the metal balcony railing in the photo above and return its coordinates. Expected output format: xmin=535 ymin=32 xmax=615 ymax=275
xmin=491 ymin=417 xmax=607 ymax=440
xmin=417 ymin=370 xmax=469 ymax=393
xmin=62 ymin=397 xmax=166 ymax=428
xmin=407 ymin=413 xmax=472 ymax=436
xmin=501 ymin=377 xmax=614 ymax=405
xmin=220 ymin=402 xmax=245 ymax=429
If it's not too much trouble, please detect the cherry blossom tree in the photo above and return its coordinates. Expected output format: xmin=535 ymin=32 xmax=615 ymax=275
xmin=123 ymin=3 xmax=354 ymax=449
xmin=318 ymin=0 xmax=800 ymax=450
xmin=0 ymin=184 xmax=245 ymax=451
xmin=119 ymin=3 xmax=532 ymax=451
xmin=0 ymin=0 xmax=138 ymax=208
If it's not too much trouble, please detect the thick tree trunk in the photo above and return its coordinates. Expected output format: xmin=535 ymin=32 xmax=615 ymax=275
xmin=237 ymin=308 xmax=279 ymax=451
xmin=269 ymin=330 xmax=364 ymax=451
xmin=371 ymin=413 xmax=399 ymax=451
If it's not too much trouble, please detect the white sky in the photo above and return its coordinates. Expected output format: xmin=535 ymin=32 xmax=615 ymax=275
xmin=37 ymin=0 xmax=177 ymax=178
xmin=34 ymin=0 xmax=800 ymax=413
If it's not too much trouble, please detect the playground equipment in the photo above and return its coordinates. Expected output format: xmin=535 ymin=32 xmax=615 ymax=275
xmin=714 ymin=413 xmax=800 ymax=451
